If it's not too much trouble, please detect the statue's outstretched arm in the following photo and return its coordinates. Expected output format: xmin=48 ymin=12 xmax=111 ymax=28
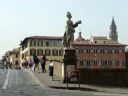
xmin=73 ymin=20 xmax=81 ymax=28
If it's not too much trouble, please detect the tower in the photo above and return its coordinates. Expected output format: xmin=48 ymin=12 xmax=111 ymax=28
xmin=109 ymin=17 xmax=118 ymax=41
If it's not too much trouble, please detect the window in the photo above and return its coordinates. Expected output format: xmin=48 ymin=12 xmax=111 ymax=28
xmin=112 ymin=49 xmax=115 ymax=54
xmin=83 ymin=59 xmax=87 ymax=66
xmin=30 ymin=40 xmax=36 ymax=46
xmin=104 ymin=59 xmax=108 ymax=67
xmin=30 ymin=49 xmax=36 ymax=56
xmin=76 ymin=48 xmax=80 ymax=54
xmin=16 ymin=54 xmax=18 ymax=58
xmin=96 ymin=48 xmax=101 ymax=54
xmin=30 ymin=40 xmax=32 ymax=46
xmin=112 ymin=59 xmax=115 ymax=66
xmin=45 ymin=49 xmax=51 ymax=56
xmin=119 ymin=49 xmax=123 ymax=54
xmin=90 ymin=48 xmax=94 ymax=53
xmin=87 ymin=60 xmax=90 ymax=66
xmin=41 ymin=41 xmax=43 ymax=46
xmin=25 ymin=51 xmax=28 ymax=57
xmin=82 ymin=48 xmax=86 ymax=53
xmin=80 ymin=61 xmax=84 ymax=66
xmin=97 ymin=60 xmax=101 ymax=66
xmin=77 ymin=59 xmax=80 ymax=67
xmin=119 ymin=60 xmax=124 ymax=66
xmin=46 ymin=41 xmax=49 ymax=46
xmin=108 ymin=60 xmax=112 ymax=66
xmin=104 ymin=48 xmax=108 ymax=54
xmin=37 ymin=49 xmax=43 ymax=56
xmin=22 ymin=54 xmax=24 ymax=59
xmin=59 ymin=49 xmax=63 ymax=56
xmin=53 ymin=41 xmax=57 ymax=46
xmin=90 ymin=59 xmax=94 ymax=66
xmin=15 ymin=60 xmax=19 ymax=65
xmin=37 ymin=40 xmax=42 ymax=46
xmin=52 ymin=49 xmax=58 ymax=56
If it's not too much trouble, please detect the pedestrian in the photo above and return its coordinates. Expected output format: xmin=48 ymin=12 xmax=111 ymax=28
xmin=49 ymin=60 xmax=54 ymax=81
xmin=40 ymin=55 xmax=46 ymax=73
xmin=33 ymin=55 xmax=39 ymax=72
xmin=28 ymin=59 xmax=33 ymax=68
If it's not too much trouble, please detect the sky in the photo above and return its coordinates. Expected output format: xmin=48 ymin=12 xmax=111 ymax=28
xmin=0 ymin=0 xmax=128 ymax=59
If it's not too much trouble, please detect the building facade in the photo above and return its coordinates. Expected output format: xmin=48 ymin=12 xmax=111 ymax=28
xmin=20 ymin=36 xmax=64 ymax=66
xmin=125 ymin=48 xmax=128 ymax=67
xmin=10 ymin=48 xmax=20 ymax=69
xmin=73 ymin=18 xmax=127 ymax=69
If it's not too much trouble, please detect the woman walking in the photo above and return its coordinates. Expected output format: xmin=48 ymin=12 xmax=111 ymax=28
xmin=40 ymin=55 xmax=47 ymax=73
xmin=33 ymin=55 xmax=39 ymax=72
xmin=49 ymin=60 xmax=54 ymax=81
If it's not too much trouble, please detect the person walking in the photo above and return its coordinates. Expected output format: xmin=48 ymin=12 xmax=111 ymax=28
xmin=40 ymin=55 xmax=46 ymax=73
xmin=33 ymin=55 xmax=39 ymax=72
xmin=49 ymin=60 xmax=54 ymax=81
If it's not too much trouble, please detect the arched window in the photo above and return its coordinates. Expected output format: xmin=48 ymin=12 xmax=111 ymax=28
xmin=59 ymin=49 xmax=63 ymax=56
xmin=45 ymin=49 xmax=51 ymax=56
xmin=119 ymin=48 xmax=123 ymax=54
xmin=52 ymin=49 xmax=58 ymax=56
xmin=104 ymin=48 xmax=108 ymax=54
xmin=30 ymin=49 xmax=36 ymax=56
xmin=90 ymin=59 xmax=94 ymax=66
xmin=82 ymin=48 xmax=86 ymax=53
xmin=112 ymin=48 xmax=115 ymax=54
xmin=90 ymin=48 xmax=94 ymax=53
xmin=76 ymin=48 xmax=80 ymax=54
xmin=83 ymin=59 xmax=87 ymax=66
xmin=37 ymin=40 xmax=42 ymax=46
xmin=37 ymin=49 xmax=43 ymax=56
xmin=96 ymin=48 xmax=101 ymax=54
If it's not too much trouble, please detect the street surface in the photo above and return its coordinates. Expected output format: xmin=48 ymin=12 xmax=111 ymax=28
xmin=0 ymin=69 xmax=128 ymax=96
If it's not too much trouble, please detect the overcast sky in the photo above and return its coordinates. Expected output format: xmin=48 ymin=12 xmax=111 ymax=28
xmin=0 ymin=0 xmax=128 ymax=59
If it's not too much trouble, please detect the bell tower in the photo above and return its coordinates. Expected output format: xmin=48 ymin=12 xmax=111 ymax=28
xmin=109 ymin=17 xmax=118 ymax=41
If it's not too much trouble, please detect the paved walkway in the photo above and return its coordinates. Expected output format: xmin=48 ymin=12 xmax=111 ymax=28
xmin=27 ymin=68 xmax=128 ymax=94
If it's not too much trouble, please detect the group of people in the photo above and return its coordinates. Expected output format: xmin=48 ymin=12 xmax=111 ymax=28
xmin=32 ymin=54 xmax=46 ymax=73
xmin=29 ymin=54 xmax=54 ymax=81
xmin=3 ymin=56 xmax=12 ymax=69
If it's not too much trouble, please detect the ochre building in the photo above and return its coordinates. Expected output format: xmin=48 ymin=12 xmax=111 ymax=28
xmin=20 ymin=36 xmax=64 ymax=66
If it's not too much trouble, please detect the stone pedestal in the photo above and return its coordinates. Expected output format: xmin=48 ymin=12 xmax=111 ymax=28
xmin=63 ymin=48 xmax=77 ymax=83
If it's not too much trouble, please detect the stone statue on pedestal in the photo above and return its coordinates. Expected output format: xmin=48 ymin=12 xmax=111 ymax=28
xmin=62 ymin=12 xmax=81 ymax=48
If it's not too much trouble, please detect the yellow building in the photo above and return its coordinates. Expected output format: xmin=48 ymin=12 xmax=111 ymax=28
xmin=10 ymin=48 xmax=20 ymax=69
xmin=20 ymin=36 xmax=64 ymax=66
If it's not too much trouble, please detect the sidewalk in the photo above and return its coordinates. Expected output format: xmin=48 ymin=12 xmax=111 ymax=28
xmin=27 ymin=68 xmax=128 ymax=94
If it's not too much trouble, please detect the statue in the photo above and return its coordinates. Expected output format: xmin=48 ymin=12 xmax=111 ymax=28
xmin=62 ymin=12 xmax=81 ymax=48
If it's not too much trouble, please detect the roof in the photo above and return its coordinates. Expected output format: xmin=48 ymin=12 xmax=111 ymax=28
xmin=73 ymin=42 xmax=127 ymax=46
xmin=20 ymin=36 xmax=63 ymax=45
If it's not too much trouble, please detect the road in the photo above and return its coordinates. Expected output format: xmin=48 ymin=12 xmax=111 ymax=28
xmin=0 ymin=69 xmax=127 ymax=96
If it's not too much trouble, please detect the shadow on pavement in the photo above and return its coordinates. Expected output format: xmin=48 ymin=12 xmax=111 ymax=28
xmin=49 ymin=86 xmax=100 ymax=92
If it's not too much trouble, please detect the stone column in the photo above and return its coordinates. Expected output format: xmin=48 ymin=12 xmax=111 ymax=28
xmin=63 ymin=48 xmax=77 ymax=83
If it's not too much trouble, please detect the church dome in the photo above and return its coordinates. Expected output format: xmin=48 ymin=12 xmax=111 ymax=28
xmin=74 ymin=32 xmax=86 ymax=43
